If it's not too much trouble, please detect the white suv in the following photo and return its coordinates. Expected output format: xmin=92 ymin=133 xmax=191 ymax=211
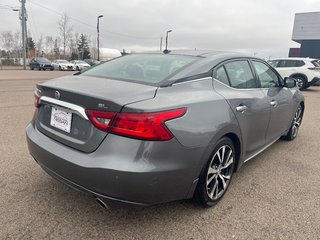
xmin=268 ymin=58 xmax=320 ymax=90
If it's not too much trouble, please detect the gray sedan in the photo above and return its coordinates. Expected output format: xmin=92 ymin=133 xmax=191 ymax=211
xmin=26 ymin=51 xmax=304 ymax=208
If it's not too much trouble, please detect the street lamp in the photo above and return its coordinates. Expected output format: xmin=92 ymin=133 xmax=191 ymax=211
xmin=97 ymin=15 xmax=103 ymax=61
xmin=165 ymin=30 xmax=172 ymax=51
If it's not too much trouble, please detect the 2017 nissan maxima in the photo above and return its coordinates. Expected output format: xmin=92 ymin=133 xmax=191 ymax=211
xmin=26 ymin=50 xmax=304 ymax=208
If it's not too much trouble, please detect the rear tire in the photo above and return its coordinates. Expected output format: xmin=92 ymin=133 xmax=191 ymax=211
xmin=194 ymin=137 xmax=235 ymax=207
xmin=283 ymin=104 xmax=303 ymax=141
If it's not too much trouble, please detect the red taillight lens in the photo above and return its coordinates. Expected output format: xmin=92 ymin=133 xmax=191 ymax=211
xmin=85 ymin=110 xmax=117 ymax=131
xmin=34 ymin=89 xmax=41 ymax=108
xmin=86 ymin=108 xmax=186 ymax=141
xmin=308 ymin=67 xmax=320 ymax=70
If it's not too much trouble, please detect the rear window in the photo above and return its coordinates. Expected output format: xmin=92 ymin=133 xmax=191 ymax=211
xmin=81 ymin=54 xmax=197 ymax=84
xmin=278 ymin=60 xmax=296 ymax=68
xmin=311 ymin=60 xmax=320 ymax=67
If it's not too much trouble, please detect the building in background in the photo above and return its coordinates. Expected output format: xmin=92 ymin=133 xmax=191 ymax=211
xmin=290 ymin=12 xmax=320 ymax=59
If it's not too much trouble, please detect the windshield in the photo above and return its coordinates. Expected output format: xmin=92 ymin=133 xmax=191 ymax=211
xmin=81 ymin=54 xmax=197 ymax=84
xmin=36 ymin=57 xmax=50 ymax=63
xmin=58 ymin=60 xmax=69 ymax=63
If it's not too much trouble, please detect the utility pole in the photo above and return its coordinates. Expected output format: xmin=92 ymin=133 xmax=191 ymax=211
xmin=20 ymin=0 xmax=27 ymax=70
xmin=160 ymin=37 xmax=162 ymax=51
xmin=97 ymin=15 xmax=103 ymax=61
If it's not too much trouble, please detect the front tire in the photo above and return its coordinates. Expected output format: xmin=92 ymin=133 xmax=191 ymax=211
xmin=283 ymin=104 xmax=303 ymax=141
xmin=194 ymin=137 xmax=236 ymax=207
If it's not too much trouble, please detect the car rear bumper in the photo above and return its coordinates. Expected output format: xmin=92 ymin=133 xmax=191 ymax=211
xmin=26 ymin=123 xmax=204 ymax=206
xmin=308 ymin=77 xmax=320 ymax=87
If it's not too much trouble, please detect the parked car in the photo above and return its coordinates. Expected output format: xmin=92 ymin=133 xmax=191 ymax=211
xmin=29 ymin=57 xmax=54 ymax=71
xmin=52 ymin=59 xmax=74 ymax=71
xmin=84 ymin=59 xmax=100 ymax=66
xmin=268 ymin=57 xmax=320 ymax=90
xmin=26 ymin=51 xmax=304 ymax=208
xmin=70 ymin=60 xmax=90 ymax=71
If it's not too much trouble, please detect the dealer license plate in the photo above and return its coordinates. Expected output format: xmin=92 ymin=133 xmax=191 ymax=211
xmin=50 ymin=107 xmax=72 ymax=133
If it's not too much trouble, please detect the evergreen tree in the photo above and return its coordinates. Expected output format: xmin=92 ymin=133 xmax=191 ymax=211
xmin=77 ymin=34 xmax=90 ymax=60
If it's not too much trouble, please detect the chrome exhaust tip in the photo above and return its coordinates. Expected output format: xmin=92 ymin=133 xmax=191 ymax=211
xmin=95 ymin=197 xmax=109 ymax=209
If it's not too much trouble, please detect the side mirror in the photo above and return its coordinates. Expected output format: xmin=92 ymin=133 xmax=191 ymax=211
xmin=283 ymin=77 xmax=297 ymax=88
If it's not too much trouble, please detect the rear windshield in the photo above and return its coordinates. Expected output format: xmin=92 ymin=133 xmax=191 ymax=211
xmin=81 ymin=54 xmax=197 ymax=84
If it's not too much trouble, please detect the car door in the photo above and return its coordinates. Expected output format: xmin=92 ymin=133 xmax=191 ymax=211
xmin=213 ymin=59 xmax=270 ymax=159
xmin=251 ymin=60 xmax=294 ymax=143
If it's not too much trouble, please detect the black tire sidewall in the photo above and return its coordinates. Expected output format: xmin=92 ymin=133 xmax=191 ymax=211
xmin=195 ymin=137 xmax=236 ymax=207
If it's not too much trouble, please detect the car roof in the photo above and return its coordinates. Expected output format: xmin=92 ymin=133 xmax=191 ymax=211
xmin=141 ymin=49 xmax=249 ymax=58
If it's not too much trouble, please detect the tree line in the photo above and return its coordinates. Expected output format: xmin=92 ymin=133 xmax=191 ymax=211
xmin=0 ymin=13 xmax=94 ymax=65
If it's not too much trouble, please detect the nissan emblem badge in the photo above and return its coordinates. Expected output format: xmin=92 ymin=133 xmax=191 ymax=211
xmin=54 ymin=91 xmax=60 ymax=100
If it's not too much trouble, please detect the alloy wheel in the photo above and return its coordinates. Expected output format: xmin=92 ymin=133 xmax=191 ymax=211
xmin=296 ymin=78 xmax=304 ymax=90
xmin=206 ymin=145 xmax=234 ymax=200
xmin=291 ymin=105 xmax=302 ymax=138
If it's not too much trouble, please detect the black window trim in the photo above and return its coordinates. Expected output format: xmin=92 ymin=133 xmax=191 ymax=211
xmin=248 ymin=58 xmax=283 ymax=88
xmin=212 ymin=58 xmax=260 ymax=90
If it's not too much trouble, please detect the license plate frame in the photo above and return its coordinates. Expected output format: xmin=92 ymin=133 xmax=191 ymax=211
xmin=50 ymin=107 xmax=72 ymax=133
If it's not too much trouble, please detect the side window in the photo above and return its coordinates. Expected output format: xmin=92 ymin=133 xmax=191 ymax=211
xmin=215 ymin=66 xmax=230 ymax=86
xmin=278 ymin=60 xmax=296 ymax=68
xmin=268 ymin=60 xmax=279 ymax=68
xmin=224 ymin=61 xmax=257 ymax=89
xmin=295 ymin=60 xmax=305 ymax=67
xmin=252 ymin=61 xmax=279 ymax=88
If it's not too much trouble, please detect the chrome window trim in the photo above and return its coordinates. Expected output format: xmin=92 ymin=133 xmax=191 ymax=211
xmin=171 ymin=77 xmax=212 ymax=86
xmin=213 ymin=78 xmax=263 ymax=91
xmin=39 ymin=96 xmax=89 ymax=120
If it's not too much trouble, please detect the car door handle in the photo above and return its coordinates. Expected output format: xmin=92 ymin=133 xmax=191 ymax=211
xmin=270 ymin=100 xmax=278 ymax=107
xmin=236 ymin=105 xmax=247 ymax=113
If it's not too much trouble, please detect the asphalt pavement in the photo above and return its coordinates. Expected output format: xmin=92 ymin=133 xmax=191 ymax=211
xmin=0 ymin=70 xmax=319 ymax=239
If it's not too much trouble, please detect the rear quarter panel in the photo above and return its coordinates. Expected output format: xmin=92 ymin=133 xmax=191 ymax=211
xmin=123 ymin=78 xmax=241 ymax=177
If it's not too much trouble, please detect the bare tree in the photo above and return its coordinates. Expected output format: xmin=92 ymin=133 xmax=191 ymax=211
xmin=44 ymin=36 xmax=55 ymax=57
xmin=36 ymin=34 xmax=44 ymax=56
xmin=58 ymin=13 xmax=72 ymax=59
xmin=53 ymin=37 xmax=61 ymax=59
xmin=68 ymin=32 xmax=79 ymax=57
xmin=1 ymin=31 xmax=14 ymax=59
xmin=1 ymin=31 xmax=14 ymax=51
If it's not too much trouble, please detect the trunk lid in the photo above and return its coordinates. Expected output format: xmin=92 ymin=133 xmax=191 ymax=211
xmin=35 ymin=75 xmax=157 ymax=152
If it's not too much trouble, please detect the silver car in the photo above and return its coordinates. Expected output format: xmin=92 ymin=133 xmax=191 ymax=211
xmin=52 ymin=59 xmax=74 ymax=71
xmin=26 ymin=51 xmax=304 ymax=208
xmin=70 ymin=60 xmax=91 ymax=71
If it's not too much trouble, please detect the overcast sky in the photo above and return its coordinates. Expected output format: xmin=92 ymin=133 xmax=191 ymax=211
xmin=1 ymin=0 xmax=319 ymax=58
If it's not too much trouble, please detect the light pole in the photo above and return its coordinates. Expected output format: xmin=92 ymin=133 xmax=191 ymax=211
xmin=165 ymin=30 xmax=172 ymax=51
xmin=20 ymin=0 xmax=27 ymax=70
xmin=97 ymin=15 xmax=103 ymax=61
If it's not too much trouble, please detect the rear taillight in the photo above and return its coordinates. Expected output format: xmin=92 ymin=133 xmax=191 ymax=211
xmin=85 ymin=110 xmax=117 ymax=131
xmin=85 ymin=108 xmax=186 ymax=141
xmin=308 ymin=67 xmax=320 ymax=70
xmin=34 ymin=89 xmax=41 ymax=108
